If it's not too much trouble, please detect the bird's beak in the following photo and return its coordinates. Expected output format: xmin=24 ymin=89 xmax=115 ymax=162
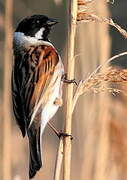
xmin=47 ymin=18 xmax=59 ymax=26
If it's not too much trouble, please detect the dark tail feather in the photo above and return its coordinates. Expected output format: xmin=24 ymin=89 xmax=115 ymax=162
xmin=28 ymin=125 xmax=42 ymax=179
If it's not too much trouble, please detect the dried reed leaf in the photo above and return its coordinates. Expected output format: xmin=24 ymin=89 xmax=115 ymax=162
xmin=77 ymin=12 xmax=92 ymax=22
xmin=77 ymin=12 xmax=127 ymax=39
xmin=78 ymin=0 xmax=86 ymax=5
xmin=78 ymin=0 xmax=93 ymax=5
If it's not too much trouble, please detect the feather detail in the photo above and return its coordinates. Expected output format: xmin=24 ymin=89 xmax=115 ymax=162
xmin=12 ymin=44 xmax=64 ymax=178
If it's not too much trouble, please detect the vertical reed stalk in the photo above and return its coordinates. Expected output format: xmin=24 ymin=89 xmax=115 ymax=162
xmin=63 ymin=0 xmax=77 ymax=180
xmin=54 ymin=138 xmax=63 ymax=180
xmin=3 ymin=0 xmax=13 ymax=179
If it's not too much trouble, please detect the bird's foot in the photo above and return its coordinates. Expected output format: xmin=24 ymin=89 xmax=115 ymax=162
xmin=62 ymin=74 xmax=78 ymax=86
xmin=48 ymin=122 xmax=73 ymax=140
xmin=58 ymin=130 xmax=73 ymax=140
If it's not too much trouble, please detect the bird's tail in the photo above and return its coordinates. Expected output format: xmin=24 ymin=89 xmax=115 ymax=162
xmin=27 ymin=124 xmax=42 ymax=179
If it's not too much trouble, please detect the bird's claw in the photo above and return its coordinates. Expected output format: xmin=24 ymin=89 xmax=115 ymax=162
xmin=58 ymin=131 xmax=73 ymax=140
xmin=62 ymin=74 xmax=78 ymax=86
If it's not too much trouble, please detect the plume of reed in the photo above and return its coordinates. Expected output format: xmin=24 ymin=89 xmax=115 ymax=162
xmin=73 ymin=66 xmax=127 ymax=111
xmin=77 ymin=0 xmax=127 ymax=39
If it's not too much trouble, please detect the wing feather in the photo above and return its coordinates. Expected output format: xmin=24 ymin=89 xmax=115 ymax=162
xmin=12 ymin=45 xmax=59 ymax=135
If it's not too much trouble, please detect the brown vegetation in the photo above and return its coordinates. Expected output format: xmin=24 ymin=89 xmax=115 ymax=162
xmin=1 ymin=0 xmax=127 ymax=180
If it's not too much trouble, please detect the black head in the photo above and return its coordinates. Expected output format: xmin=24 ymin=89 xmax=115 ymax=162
xmin=15 ymin=15 xmax=58 ymax=41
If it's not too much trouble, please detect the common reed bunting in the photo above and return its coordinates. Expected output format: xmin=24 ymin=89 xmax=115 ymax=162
xmin=12 ymin=15 xmax=64 ymax=179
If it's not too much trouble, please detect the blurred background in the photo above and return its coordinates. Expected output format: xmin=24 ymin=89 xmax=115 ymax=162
xmin=1 ymin=0 xmax=127 ymax=180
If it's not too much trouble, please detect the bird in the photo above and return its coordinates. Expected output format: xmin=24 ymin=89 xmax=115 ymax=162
xmin=12 ymin=14 xmax=64 ymax=179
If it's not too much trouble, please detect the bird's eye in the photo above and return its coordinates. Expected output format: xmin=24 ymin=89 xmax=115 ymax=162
xmin=36 ymin=20 xmax=40 ymax=24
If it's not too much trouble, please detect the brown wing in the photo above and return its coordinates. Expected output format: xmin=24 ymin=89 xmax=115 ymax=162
xmin=12 ymin=45 xmax=59 ymax=135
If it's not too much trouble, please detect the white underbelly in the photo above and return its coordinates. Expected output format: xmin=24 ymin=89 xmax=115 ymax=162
xmin=40 ymin=74 xmax=63 ymax=135
xmin=41 ymin=83 xmax=60 ymax=122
